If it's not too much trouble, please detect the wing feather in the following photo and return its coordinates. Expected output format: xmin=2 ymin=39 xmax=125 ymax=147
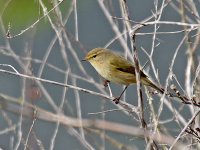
xmin=109 ymin=54 xmax=147 ymax=78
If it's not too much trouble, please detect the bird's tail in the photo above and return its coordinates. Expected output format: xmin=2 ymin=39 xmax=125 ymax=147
xmin=141 ymin=77 xmax=164 ymax=94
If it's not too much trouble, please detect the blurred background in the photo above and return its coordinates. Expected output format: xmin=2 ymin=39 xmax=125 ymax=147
xmin=0 ymin=0 xmax=199 ymax=149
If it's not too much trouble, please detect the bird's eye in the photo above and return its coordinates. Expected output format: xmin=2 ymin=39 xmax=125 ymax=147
xmin=93 ymin=55 xmax=97 ymax=58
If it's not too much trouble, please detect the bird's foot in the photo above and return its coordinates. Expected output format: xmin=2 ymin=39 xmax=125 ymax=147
xmin=113 ymin=97 xmax=120 ymax=104
xmin=103 ymin=80 xmax=110 ymax=87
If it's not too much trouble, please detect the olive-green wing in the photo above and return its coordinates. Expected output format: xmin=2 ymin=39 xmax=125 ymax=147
xmin=109 ymin=54 xmax=147 ymax=78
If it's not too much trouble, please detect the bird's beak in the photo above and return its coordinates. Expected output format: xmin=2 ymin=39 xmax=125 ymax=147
xmin=81 ymin=58 xmax=87 ymax=61
xmin=81 ymin=55 xmax=89 ymax=61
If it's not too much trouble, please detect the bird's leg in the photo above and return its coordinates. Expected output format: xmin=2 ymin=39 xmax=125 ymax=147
xmin=103 ymin=80 xmax=110 ymax=87
xmin=113 ymin=85 xmax=128 ymax=104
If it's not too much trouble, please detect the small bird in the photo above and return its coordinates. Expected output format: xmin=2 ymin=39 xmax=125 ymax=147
xmin=82 ymin=48 xmax=163 ymax=103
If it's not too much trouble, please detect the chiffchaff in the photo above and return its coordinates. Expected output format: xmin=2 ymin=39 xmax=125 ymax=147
xmin=83 ymin=48 xmax=163 ymax=103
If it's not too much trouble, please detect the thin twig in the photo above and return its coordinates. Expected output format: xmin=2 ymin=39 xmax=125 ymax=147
xmin=169 ymin=109 xmax=200 ymax=149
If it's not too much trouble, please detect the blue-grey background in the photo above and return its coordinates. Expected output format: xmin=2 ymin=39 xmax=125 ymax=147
xmin=0 ymin=0 xmax=199 ymax=149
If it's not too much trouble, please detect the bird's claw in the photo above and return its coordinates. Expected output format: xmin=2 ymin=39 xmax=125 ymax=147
xmin=113 ymin=97 xmax=120 ymax=104
xmin=103 ymin=80 xmax=110 ymax=87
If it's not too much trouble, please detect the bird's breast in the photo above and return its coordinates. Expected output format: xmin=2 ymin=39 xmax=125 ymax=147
xmin=91 ymin=61 xmax=111 ymax=79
